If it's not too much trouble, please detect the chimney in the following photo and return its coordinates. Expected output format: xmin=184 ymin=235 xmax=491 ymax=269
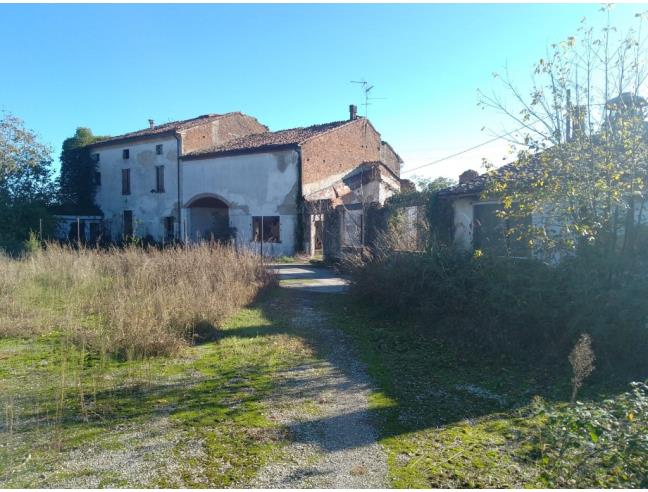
xmin=459 ymin=169 xmax=479 ymax=185
xmin=349 ymin=104 xmax=358 ymax=121
xmin=148 ymin=119 xmax=155 ymax=129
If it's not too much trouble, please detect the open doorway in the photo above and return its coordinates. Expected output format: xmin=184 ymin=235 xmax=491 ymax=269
xmin=187 ymin=195 xmax=231 ymax=242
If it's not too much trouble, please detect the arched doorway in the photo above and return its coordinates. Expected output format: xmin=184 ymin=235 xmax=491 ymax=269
xmin=186 ymin=195 xmax=231 ymax=242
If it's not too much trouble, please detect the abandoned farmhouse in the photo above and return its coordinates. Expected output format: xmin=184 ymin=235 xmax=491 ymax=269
xmin=56 ymin=106 xmax=403 ymax=257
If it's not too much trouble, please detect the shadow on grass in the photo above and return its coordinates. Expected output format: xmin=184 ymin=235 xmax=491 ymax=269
xmin=213 ymin=283 xmax=636 ymax=455
xmin=8 ymin=274 xmax=637 ymax=460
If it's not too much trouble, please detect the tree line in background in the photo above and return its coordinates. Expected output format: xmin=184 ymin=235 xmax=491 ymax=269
xmin=0 ymin=111 xmax=104 ymax=253
xmin=0 ymin=113 xmax=56 ymax=253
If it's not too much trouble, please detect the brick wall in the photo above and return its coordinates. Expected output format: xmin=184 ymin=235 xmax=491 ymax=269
xmin=300 ymin=118 xmax=385 ymax=189
xmin=216 ymin=113 xmax=267 ymax=143
xmin=380 ymin=141 xmax=401 ymax=175
xmin=180 ymin=113 xmax=267 ymax=155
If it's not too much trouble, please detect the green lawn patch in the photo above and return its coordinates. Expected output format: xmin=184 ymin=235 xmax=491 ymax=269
xmin=319 ymin=294 xmax=643 ymax=488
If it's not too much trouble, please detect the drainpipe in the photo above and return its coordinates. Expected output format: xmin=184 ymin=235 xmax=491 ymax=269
xmin=174 ymin=133 xmax=182 ymax=242
xmin=296 ymin=147 xmax=304 ymax=254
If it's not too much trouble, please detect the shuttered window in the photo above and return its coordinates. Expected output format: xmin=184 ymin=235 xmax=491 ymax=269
xmin=155 ymin=165 xmax=165 ymax=193
xmin=121 ymin=169 xmax=131 ymax=195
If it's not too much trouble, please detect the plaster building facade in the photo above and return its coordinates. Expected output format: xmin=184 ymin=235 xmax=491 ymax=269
xmin=70 ymin=106 xmax=403 ymax=257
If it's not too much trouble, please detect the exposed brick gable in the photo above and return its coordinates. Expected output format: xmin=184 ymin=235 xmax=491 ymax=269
xmin=180 ymin=113 xmax=267 ymax=155
xmin=300 ymin=118 xmax=398 ymax=191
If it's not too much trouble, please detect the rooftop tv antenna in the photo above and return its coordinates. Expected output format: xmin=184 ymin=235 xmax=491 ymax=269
xmin=351 ymin=79 xmax=386 ymax=117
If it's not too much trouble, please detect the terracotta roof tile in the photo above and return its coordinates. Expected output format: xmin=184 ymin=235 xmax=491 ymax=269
xmin=183 ymin=119 xmax=357 ymax=158
xmin=438 ymin=158 xmax=545 ymax=197
xmin=90 ymin=112 xmax=250 ymax=147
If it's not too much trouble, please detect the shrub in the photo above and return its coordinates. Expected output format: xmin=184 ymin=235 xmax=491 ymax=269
xmin=0 ymin=242 xmax=271 ymax=357
xmin=569 ymin=334 xmax=596 ymax=403
xmin=346 ymin=238 xmax=648 ymax=378
xmin=535 ymin=382 xmax=648 ymax=488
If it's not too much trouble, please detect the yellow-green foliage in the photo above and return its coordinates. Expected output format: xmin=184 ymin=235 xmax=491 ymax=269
xmin=0 ymin=243 xmax=271 ymax=357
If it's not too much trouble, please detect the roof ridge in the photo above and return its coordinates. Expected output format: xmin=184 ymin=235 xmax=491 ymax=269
xmin=181 ymin=118 xmax=362 ymax=159
xmin=91 ymin=112 xmax=241 ymax=146
xmin=297 ymin=118 xmax=359 ymax=145
xmin=260 ymin=118 xmax=353 ymax=134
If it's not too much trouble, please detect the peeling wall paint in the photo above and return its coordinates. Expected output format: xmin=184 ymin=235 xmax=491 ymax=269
xmin=181 ymin=149 xmax=300 ymax=256
xmin=93 ymin=136 xmax=179 ymax=240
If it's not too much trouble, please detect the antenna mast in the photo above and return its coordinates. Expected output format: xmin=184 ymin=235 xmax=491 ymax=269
xmin=350 ymin=79 xmax=386 ymax=118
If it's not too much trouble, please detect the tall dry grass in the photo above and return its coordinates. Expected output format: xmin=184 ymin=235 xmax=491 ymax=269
xmin=0 ymin=243 xmax=271 ymax=357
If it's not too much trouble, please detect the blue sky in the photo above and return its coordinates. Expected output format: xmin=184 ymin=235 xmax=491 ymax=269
xmin=1 ymin=3 xmax=646 ymax=181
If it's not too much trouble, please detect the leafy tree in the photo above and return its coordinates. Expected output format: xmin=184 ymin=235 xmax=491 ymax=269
xmin=0 ymin=112 xmax=56 ymax=249
xmin=478 ymin=8 xmax=648 ymax=261
xmin=59 ymin=127 xmax=107 ymax=208
xmin=414 ymin=176 xmax=456 ymax=193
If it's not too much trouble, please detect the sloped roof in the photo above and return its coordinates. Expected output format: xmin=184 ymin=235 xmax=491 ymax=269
xmin=438 ymin=158 xmax=545 ymax=197
xmin=182 ymin=119 xmax=357 ymax=159
xmin=90 ymin=112 xmax=257 ymax=147
xmin=436 ymin=171 xmax=493 ymax=196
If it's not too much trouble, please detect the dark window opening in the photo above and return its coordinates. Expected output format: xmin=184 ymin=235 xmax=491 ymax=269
xmin=92 ymin=153 xmax=100 ymax=162
xmin=156 ymin=144 xmax=163 ymax=155
xmin=123 ymin=210 xmax=133 ymax=238
xmin=252 ymin=216 xmax=280 ymax=243
xmin=164 ymin=216 xmax=175 ymax=241
xmin=123 ymin=149 xmax=130 ymax=159
xmin=343 ymin=210 xmax=364 ymax=248
xmin=155 ymin=165 xmax=165 ymax=193
xmin=89 ymin=222 xmax=101 ymax=243
xmin=473 ymin=203 xmax=531 ymax=257
xmin=121 ymin=168 xmax=131 ymax=195
xmin=94 ymin=171 xmax=101 ymax=186
xmin=68 ymin=220 xmax=85 ymax=243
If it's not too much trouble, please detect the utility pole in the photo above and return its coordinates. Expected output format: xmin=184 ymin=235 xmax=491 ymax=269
xmin=76 ymin=216 xmax=81 ymax=247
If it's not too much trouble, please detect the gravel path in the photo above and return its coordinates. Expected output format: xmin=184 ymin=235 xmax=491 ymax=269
xmin=251 ymin=265 xmax=387 ymax=488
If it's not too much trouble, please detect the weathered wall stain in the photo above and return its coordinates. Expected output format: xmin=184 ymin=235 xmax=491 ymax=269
xmin=276 ymin=152 xmax=290 ymax=172
xmin=277 ymin=181 xmax=299 ymax=214
xmin=137 ymin=150 xmax=155 ymax=166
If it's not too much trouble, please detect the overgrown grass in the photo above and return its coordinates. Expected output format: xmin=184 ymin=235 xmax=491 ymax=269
xmin=320 ymin=293 xmax=646 ymax=488
xmin=0 ymin=242 xmax=271 ymax=357
xmin=0 ymin=244 xmax=315 ymax=487
xmin=0 ymin=290 xmax=315 ymax=487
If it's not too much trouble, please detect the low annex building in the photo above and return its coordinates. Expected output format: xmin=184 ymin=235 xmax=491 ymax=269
xmin=67 ymin=106 xmax=403 ymax=256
